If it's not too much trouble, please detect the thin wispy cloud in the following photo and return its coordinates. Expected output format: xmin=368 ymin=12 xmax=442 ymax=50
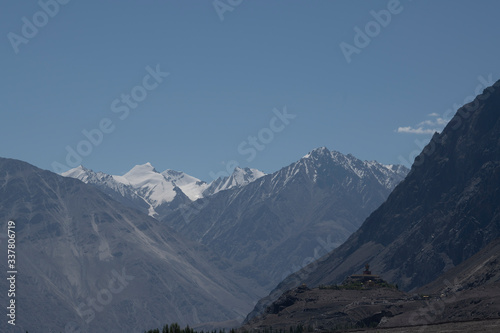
xmin=397 ymin=126 xmax=439 ymax=134
xmin=417 ymin=118 xmax=448 ymax=127
xmin=418 ymin=120 xmax=436 ymax=126
xmin=436 ymin=118 xmax=448 ymax=125
xmin=397 ymin=114 xmax=450 ymax=135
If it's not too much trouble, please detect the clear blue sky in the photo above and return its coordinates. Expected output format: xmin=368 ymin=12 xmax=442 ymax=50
xmin=1 ymin=0 xmax=499 ymax=181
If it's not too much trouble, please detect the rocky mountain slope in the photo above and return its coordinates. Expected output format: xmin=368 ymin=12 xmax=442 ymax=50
xmin=165 ymin=148 xmax=408 ymax=289
xmin=246 ymin=79 xmax=500 ymax=322
xmin=379 ymin=236 xmax=500 ymax=329
xmin=418 ymin=238 xmax=500 ymax=295
xmin=0 ymin=158 xmax=265 ymax=333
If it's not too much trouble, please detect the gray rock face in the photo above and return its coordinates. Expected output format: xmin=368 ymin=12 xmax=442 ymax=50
xmin=246 ymin=79 xmax=500 ymax=323
xmin=164 ymin=148 xmax=408 ymax=290
xmin=0 ymin=158 xmax=264 ymax=333
xmin=418 ymin=237 xmax=500 ymax=295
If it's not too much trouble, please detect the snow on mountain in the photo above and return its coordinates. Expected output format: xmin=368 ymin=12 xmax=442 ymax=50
xmin=62 ymin=163 xmax=263 ymax=219
xmin=61 ymin=165 xmax=90 ymax=180
xmin=62 ymin=165 xmax=141 ymax=200
xmin=233 ymin=167 xmax=266 ymax=184
xmin=301 ymin=147 xmax=409 ymax=190
xmin=117 ymin=162 xmax=177 ymax=206
xmin=162 ymin=169 xmax=208 ymax=201
xmin=62 ymin=165 xmax=155 ymax=215
xmin=61 ymin=148 xmax=405 ymax=222
xmin=203 ymin=167 xmax=266 ymax=196
xmin=63 ymin=163 xmax=180 ymax=217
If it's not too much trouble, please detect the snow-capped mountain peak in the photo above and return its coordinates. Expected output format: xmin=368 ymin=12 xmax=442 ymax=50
xmin=121 ymin=162 xmax=157 ymax=182
xmin=61 ymin=163 xmax=209 ymax=219
xmin=302 ymin=146 xmax=330 ymax=159
xmin=115 ymin=163 xmax=177 ymax=207
xmin=232 ymin=167 xmax=266 ymax=185
xmin=61 ymin=148 xmax=407 ymax=221
xmin=162 ymin=169 xmax=203 ymax=186
xmin=297 ymin=147 xmax=409 ymax=189
xmin=203 ymin=166 xmax=266 ymax=196
xmin=61 ymin=165 xmax=93 ymax=181
xmin=161 ymin=169 xmax=208 ymax=201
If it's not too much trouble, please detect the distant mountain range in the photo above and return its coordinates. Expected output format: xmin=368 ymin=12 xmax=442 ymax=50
xmin=62 ymin=163 xmax=265 ymax=220
xmin=163 ymin=147 xmax=409 ymax=289
xmin=64 ymin=147 xmax=408 ymax=290
xmin=202 ymin=166 xmax=266 ymax=197
xmin=245 ymin=79 xmax=500 ymax=326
